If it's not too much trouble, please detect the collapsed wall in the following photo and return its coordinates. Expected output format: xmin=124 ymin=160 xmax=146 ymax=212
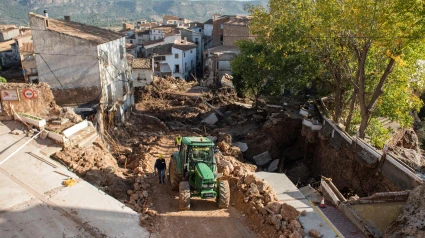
xmin=243 ymin=111 xmax=415 ymax=197
xmin=0 ymin=82 xmax=61 ymax=120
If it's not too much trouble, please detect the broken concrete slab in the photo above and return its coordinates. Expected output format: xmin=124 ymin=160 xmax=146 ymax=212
xmin=268 ymin=159 xmax=279 ymax=172
xmin=11 ymin=129 xmax=24 ymax=135
xmin=52 ymin=118 xmax=70 ymax=125
xmin=253 ymin=151 xmax=273 ymax=166
xmin=233 ymin=142 xmax=248 ymax=152
xmin=202 ymin=113 xmax=218 ymax=125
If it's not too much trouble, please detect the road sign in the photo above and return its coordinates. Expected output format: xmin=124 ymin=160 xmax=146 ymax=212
xmin=23 ymin=89 xmax=35 ymax=99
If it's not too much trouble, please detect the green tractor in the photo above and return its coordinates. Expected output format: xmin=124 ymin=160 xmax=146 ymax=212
xmin=169 ymin=136 xmax=230 ymax=210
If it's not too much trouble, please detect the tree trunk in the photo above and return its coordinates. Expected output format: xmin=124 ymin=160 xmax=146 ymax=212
xmin=334 ymin=79 xmax=342 ymax=123
xmin=358 ymin=57 xmax=395 ymax=138
xmin=345 ymin=89 xmax=357 ymax=133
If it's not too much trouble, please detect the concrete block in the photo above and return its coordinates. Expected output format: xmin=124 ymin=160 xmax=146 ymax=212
xmin=253 ymin=151 xmax=273 ymax=166
xmin=233 ymin=142 xmax=248 ymax=152
xmin=202 ymin=113 xmax=218 ymax=125
xmin=268 ymin=159 xmax=279 ymax=172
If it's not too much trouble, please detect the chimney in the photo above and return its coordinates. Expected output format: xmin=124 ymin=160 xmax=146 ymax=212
xmin=43 ymin=10 xmax=48 ymax=18
xmin=213 ymin=14 xmax=220 ymax=21
xmin=64 ymin=16 xmax=71 ymax=22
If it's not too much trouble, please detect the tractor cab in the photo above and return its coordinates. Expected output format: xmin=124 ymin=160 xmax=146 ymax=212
xmin=178 ymin=137 xmax=216 ymax=176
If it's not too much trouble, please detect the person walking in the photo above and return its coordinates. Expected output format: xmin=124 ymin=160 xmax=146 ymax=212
xmin=175 ymin=135 xmax=182 ymax=150
xmin=154 ymin=154 xmax=166 ymax=184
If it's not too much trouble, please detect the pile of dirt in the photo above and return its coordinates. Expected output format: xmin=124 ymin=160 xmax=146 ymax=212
xmin=384 ymin=184 xmax=425 ymax=237
xmin=0 ymin=82 xmax=62 ymax=120
xmin=216 ymin=152 xmax=308 ymax=237
xmin=388 ymin=129 xmax=425 ymax=173
xmin=53 ymin=139 xmax=130 ymax=201
xmin=125 ymin=176 xmax=157 ymax=230
xmin=137 ymin=76 xmax=197 ymax=102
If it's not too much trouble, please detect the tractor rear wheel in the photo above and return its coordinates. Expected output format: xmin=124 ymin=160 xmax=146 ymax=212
xmin=169 ymin=157 xmax=182 ymax=191
xmin=179 ymin=181 xmax=190 ymax=210
xmin=217 ymin=180 xmax=230 ymax=208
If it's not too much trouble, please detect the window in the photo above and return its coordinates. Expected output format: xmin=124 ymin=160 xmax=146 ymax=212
xmin=175 ymin=65 xmax=180 ymax=73
xmin=130 ymin=40 xmax=133 ymax=43
xmin=30 ymin=68 xmax=37 ymax=74
xmin=220 ymin=24 xmax=223 ymax=29
xmin=199 ymin=29 xmax=202 ymax=32
xmin=220 ymin=35 xmax=223 ymax=42
xmin=154 ymin=36 xmax=156 ymax=40
xmin=154 ymin=56 xmax=166 ymax=61
xmin=120 ymin=45 xmax=124 ymax=59
xmin=175 ymin=53 xmax=179 ymax=59
xmin=190 ymin=50 xmax=192 ymax=53
xmin=184 ymin=52 xmax=186 ymax=57
xmin=195 ymin=38 xmax=199 ymax=45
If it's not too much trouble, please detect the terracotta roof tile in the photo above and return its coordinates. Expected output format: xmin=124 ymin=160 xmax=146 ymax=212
xmin=19 ymin=42 xmax=34 ymax=53
xmin=133 ymin=58 xmax=152 ymax=69
xmin=29 ymin=12 xmax=125 ymax=45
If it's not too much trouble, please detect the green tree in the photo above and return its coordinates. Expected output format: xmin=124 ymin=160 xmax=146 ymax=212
xmin=0 ymin=76 xmax=6 ymax=83
xmin=249 ymin=0 xmax=425 ymax=138
xmin=231 ymin=40 xmax=280 ymax=107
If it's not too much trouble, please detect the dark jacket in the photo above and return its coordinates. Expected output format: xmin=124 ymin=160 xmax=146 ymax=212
xmin=154 ymin=159 xmax=166 ymax=171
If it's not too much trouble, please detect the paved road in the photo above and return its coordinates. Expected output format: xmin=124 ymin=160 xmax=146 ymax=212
xmin=0 ymin=121 xmax=149 ymax=238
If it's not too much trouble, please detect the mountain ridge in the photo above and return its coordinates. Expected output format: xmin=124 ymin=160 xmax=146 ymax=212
xmin=0 ymin=0 xmax=267 ymax=27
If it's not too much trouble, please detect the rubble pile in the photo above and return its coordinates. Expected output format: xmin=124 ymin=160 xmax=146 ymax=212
xmin=216 ymin=132 xmax=244 ymax=161
xmin=384 ymin=184 xmax=425 ymax=237
xmin=124 ymin=176 xmax=157 ymax=228
xmin=137 ymin=76 xmax=196 ymax=102
xmin=388 ymin=128 xmax=425 ymax=173
xmin=216 ymin=152 xmax=308 ymax=237
xmin=53 ymin=139 xmax=131 ymax=201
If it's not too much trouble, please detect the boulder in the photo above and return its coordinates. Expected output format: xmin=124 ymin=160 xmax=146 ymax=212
xmin=233 ymin=142 xmax=248 ymax=152
xmin=253 ymin=151 xmax=273 ymax=166
xmin=202 ymin=113 xmax=218 ymax=125
xmin=308 ymin=229 xmax=321 ymax=238
xmin=281 ymin=203 xmax=300 ymax=221
xmin=269 ymin=214 xmax=282 ymax=230
xmin=266 ymin=201 xmax=282 ymax=214
xmin=244 ymin=174 xmax=257 ymax=185
xmin=247 ymin=183 xmax=260 ymax=196
xmin=268 ymin=159 xmax=279 ymax=172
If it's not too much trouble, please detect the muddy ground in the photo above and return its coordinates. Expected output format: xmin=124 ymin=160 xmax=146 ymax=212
xmin=50 ymin=77 xmax=425 ymax=237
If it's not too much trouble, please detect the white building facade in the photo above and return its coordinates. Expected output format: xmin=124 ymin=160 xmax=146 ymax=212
xmin=29 ymin=12 xmax=134 ymax=123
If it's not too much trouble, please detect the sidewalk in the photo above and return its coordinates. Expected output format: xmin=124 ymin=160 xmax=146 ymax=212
xmin=256 ymin=171 xmax=340 ymax=237
xmin=0 ymin=121 xmax=149 ymax=238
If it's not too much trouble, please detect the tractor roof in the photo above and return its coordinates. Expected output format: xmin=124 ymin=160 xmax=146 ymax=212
xmin=183 ymin=136 xmax=214 ymax=146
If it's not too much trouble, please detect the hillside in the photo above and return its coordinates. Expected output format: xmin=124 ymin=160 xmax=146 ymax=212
xmin=0 ymin=0 xmax=267 ymax=27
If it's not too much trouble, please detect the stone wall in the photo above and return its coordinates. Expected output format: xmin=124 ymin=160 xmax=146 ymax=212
xmin=212 ymin=16 xmax=231 ymax=47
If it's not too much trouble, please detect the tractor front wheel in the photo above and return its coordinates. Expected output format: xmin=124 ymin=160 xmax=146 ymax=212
xmin=179 ymin=181 xmax=190 ymax=210
xmin=217 ymin=180 xmax=230 ymax=208
xmin=169 ymin=157 xmax=182 ymax=191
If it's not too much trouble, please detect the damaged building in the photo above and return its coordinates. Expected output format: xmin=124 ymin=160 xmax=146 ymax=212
xmin=29 ymin=12 xmax=134 ymax=123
